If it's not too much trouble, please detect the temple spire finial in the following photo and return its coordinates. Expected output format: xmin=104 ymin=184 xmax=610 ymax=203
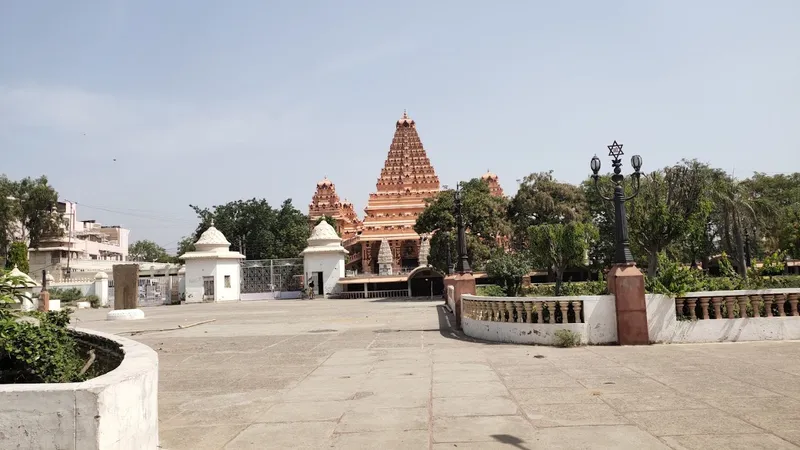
xmin=403 ymin=109 xmax=408 ymax=119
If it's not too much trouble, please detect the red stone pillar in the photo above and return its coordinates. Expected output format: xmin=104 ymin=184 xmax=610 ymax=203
xmin=608 ymin=264 xmax=649 ymax=345
xmin=443 ymin=273 xmax=476 ymax=329
xmin=38 ymin=290 xmax=50 ymax=312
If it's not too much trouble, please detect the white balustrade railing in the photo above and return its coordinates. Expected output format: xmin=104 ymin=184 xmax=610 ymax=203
xmin=676 ymin=288 xmax=800 ymax=320
xmin=461 ymin=295 xmax=585 ymax=324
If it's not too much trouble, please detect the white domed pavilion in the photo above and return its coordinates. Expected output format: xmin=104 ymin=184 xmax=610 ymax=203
xmin=179 ymin=222 xmax=245 ymax=303
xmin=301 ymin=220 xmax=348 ymax=298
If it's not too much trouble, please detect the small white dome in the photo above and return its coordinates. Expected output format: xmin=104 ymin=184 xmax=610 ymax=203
xmin=94 ymin=271 xmax=109 ymax=280
xmin=7 ymin=265 xmax=38 ymax=287
xmin=45 ymin=273 xmax=55 ymax=283
xmin=309 ymin=220 xmax=339 ymax=242
xmin=177 ymin=266 xmax=186 ymax=275
xmin=196 ymin=226 xmax=231 ymax=246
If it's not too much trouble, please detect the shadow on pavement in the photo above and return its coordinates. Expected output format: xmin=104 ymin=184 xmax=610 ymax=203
xmin=435 ymin=304 xmax=504 ymax=345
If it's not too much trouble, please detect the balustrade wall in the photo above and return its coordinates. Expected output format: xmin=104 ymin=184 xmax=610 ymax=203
xmin=647 ymin=288 xmax=800 ymax=344
xmin=459 ymin=295 xmax=618 ymax=345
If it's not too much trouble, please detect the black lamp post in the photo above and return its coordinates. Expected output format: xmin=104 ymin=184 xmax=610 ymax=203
xmin=744 ymin=229 xmax=752 ymax=268
xmin=590 ymin=141 xmax=643 ymax=265
xmin=454 ymin=183 xmax=471 ymax=273
xmin=445 ymin=231 xmax=454 ymax=275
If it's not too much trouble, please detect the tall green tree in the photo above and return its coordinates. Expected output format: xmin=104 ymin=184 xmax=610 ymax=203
xmin=415 ymin=178 xmax=510 ymax=272
xmin=527 ymin=222 xmax=597 ymax=295
xmin=626 ymin=162 xmax=707 ymax=276
xmin=485 ymin=252 xmax=532 ymax=297
xmin=189 ymin=198 xmax=309 ymax=260
xmin=509 ymin=171 xmax=587 ymax=249
xmin=129 ymin=240 xmax=172 ymax=262
xmin=0 ymin=175 xmax=62 ymax=264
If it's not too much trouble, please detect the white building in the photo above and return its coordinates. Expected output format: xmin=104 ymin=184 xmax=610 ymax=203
xmin=28 ymin=201 xmax=130 ymax=281
xmin=180 ymin=222 xmax=244 ymax=303
xmin=301 ymin=221 xmax=348 ymax=298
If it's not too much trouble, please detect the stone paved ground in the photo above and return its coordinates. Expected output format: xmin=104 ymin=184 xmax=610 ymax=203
xmin=74 ymin=299 xmax=800 ymax=450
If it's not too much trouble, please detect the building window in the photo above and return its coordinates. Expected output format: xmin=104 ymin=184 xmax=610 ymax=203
xmin=224 ymin=275 xmax=231 ymax=288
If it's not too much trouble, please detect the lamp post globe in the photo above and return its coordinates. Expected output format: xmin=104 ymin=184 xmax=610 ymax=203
xmin=631 ymin=154 xmax=643 ymax=172
xmin=590 ymin=155 xmax=601 ymax=175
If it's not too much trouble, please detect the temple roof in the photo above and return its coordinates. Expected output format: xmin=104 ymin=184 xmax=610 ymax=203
xmin=317 ymin=177 xmax=333 ymax=187
xmin=302 ymin=221 xmax=348 ymax=255
xmin=396 ymin=109 xmax=415 ymax=128
xmin=482 ymin=169 xmax=504 ymax=197
xmin=482 ymin=170 xmax=498 ymax=180
xmin=6 ymin=265 xmax=38 ymax=287
xmin=308 ymin=220 xmax=339 ymax=242
xmin=195 ymin=223 xmax=230 ymax=247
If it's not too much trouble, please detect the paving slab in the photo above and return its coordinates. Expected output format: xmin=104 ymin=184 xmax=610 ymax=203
xmin=71 ymin=299 xmax=800 ymax=449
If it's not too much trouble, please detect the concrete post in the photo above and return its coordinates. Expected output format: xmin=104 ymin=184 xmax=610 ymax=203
xmin=94 ymin=272 xmax=109 ymax=307
xmin=443 ymin=273 xmax=476 ymax=329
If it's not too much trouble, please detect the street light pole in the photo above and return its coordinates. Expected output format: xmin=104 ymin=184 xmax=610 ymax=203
xmin=590 ymin=141 xmax=643 ymax=265
xmin=454 ymin=183 xmax=471 ymax=273
xmin=445 ymin=232 xmax=453 ymax=275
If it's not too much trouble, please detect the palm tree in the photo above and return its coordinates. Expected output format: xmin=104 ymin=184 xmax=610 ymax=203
xmin=712 ymin=176 xmax=775 ymax=278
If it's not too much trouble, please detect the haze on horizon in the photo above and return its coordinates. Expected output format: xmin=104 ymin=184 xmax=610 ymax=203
xmin=2 ymin=0 xmax=798 ymax=253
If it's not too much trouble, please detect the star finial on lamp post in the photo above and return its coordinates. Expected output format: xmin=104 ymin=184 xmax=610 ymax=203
xmin=607 ymin=140 xmax=624 ymax=159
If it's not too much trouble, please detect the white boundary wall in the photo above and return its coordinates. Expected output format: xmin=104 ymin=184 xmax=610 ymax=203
xmin=0 ymin=328 xmax=159 ymax=450
xmin=461 ymin=295 xmax=618 ymax=345
xmin=647 ymin=293 xmax=800 ymax=343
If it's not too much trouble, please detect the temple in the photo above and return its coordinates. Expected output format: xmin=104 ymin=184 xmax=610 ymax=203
xmin=307 ymin=111 xmax=505 ymax=289
xmin=307 ymin=178 xmax=361 ymax=239
xmin=482 ymin=170 xmax=504 ymax=197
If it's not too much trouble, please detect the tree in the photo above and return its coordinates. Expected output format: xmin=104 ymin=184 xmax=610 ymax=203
xmin=527 ymin=222 xmax=596 ymax=295
xmin=5 ymin=242 xmax=29 ymax=273
xmin=626 ymin=162 xmax=707 ymax=276
xmin=415 ymin=178 xmax=510 ymax=272
xmin=509 ymin=171 xmax=587 ymax=249
xmin=129 ymin=240 xmax=171 ymax=262
xmin=176 ymin=235 xmax=196 ymax=257
xmin=0 ymin=175 xmax=62 ymax=263
xmin=188 ymin=198 xmax=310 ymax=260
xmin=485 ymin=252 xmax=532 ymax=296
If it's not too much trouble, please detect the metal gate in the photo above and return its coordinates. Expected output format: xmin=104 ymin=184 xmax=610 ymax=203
xmin=240 ymin=258 xmax=303 ymax=301
xmin=110 ymin=276 xmax=180 ymax=307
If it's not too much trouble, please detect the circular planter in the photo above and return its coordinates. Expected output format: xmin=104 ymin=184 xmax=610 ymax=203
xmin=0 ymin=328 xmax=159 ymax=449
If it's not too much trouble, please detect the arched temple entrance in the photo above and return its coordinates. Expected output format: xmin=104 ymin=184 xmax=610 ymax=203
xmin=407 ymin=266 xmax=445 ymax=298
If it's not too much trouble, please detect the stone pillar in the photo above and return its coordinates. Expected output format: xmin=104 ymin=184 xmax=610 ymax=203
xmin=608 ymin=264 xmax=649 ymax=345
xmin=443 ymin=273 xmax=476 ymax=329
xmin=108 ymin=264 xmax=145 ymax=320
xmin=94 ymin=272 xmax=109 ymax=307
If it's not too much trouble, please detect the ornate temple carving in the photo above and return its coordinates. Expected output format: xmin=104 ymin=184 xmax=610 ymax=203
xmin=377 ymin=239 xmax=393 ymax=275
xmin=418 ymin=235 xmax=430 ymax=267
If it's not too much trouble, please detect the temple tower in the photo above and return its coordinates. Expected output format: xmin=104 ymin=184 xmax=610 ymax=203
xmin=482 ymin=170 xmax=504 ymax=197
xmin=308 ymin=177 xmax=361 ymax=238
xmin=353 ymin=110 xmax=441 ymax=274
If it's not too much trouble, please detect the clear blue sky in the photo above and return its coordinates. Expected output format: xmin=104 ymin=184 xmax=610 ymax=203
xmin=2 ymin=0 xmax=799 ymax=253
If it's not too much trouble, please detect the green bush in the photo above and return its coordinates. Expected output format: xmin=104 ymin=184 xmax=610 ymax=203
xmin=84 ymin=295 xmax=101 ymax=308
xmin=48 ymin=287 xmax=83 ymax=303
xmin=477 ymin=284 xmax=507 ymax=297
xmin=5 ymin=242 xmax=29 ymax=274
xmin=554 ymin=329 xmax=581 ymax=348
xmin=523 ymin=281 xmax=607 ymax=297
xmin=0 ymin=308 xmax=87 ymax=384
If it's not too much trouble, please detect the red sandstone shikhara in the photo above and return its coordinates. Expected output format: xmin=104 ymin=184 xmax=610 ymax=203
xmin=308 ymin=111 xmax=503 ymax=274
